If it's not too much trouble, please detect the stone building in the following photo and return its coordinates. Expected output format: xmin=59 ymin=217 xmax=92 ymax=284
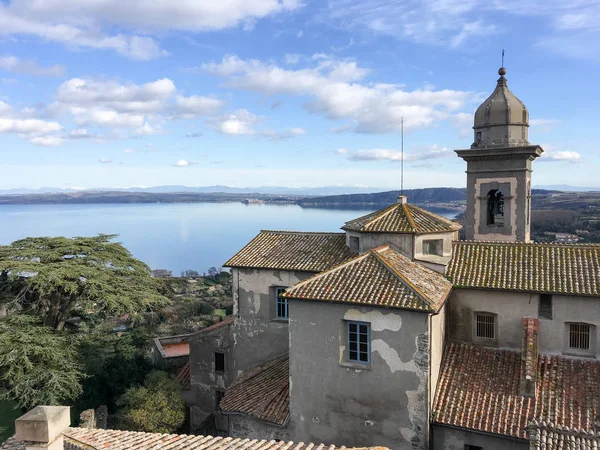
xmin=185 ymin=66 xmax=600 ymax=450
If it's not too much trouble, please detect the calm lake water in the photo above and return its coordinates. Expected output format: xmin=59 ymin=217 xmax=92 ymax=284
xmin=0 ymin=203 xmax=457 ymax=274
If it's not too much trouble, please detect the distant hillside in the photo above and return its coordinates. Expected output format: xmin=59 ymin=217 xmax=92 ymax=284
xmin=298 ymin=188 xmax=467 ymax=206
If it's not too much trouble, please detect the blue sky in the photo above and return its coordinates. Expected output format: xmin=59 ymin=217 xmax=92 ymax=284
xmin=0 ymin=0 xmax=598 ymax=190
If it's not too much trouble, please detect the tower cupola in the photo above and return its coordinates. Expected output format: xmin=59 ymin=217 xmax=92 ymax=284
xmin=472 ymin=67 xmax=529 ymax=149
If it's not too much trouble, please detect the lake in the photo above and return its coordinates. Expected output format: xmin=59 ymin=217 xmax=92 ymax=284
xmin=0 ymin=203 xmax=457 ymax=274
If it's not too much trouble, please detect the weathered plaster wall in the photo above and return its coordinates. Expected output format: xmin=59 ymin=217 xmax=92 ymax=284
xmin=288 ymin=300 xmax=430 ymax=449
xmin=413 ymin=232 xmax=456 ymax=260
xmin=429 ymin=304 xmax=446 ymax=411
xmin=227 ymin=415 xmax=291 ymax=441
xmin=232 ymin=268 xmax=314 ymax=373
xmin=346 ymin=230 xmax=414 ymax=258
xmin=432 ymin=425 xmax=527 ymax=450
xmin=189 ymin=326 xmax=233 ymax=432
xmin=449 ymin=289 xmax=600 ymax=357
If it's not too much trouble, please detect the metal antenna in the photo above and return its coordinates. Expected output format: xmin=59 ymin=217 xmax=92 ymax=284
xmin=502 ymin=49 xmax=505 ymax=67
xmin=401 ymin=117 xmax=404 ymax=196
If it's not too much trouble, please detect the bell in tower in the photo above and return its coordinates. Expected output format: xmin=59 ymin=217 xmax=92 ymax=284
xmin=456 ymin=66 xmax=543 ymax=243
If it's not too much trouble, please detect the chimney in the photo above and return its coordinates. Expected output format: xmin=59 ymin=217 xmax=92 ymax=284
xmin=15 ymin=406 xmax=70 ymax=450
xmin=519 ymin=318 xmax=539 ymax=397
xmin=397 ymin=195 xmax=407 ymax=204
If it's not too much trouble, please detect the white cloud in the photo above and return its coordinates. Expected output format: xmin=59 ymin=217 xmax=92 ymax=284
xmin=212 ymin=109 xmax=258 ymax=135
xmin=541 ymin=150 xmax=583 ymax=163
xmin=336 ymin=148 xmax=348 ymax=154
xmin=0 ymin=117 xmax=62 ymax=134
xmin=174 ymin=95 xmax=224 ymax=118
xmin=173 ymin=159 xmax=198 ymax=167
xmin=285 ymin=53 xmax=302 ymax=65
xmin=124 ymin=148 xmax=138 ymax=153
xmin=99 ymin=158 xmax=113 ymax=164
xmin=345 ymin=145 xmax=451 ymax=162
xmin=0 ymin=55 xmax=65 ymax=77
xmin=0 ymin=0 xmax=301 ymax=59
xmin=135 ymin=122 xmax=163 ymax=136
xmin=204 ymin=55 xmax=471 ymax=133
xmin=452 ymin=112 xmax=474 ymax=139
xmin=0 ymin=101 xmax=12 ymax=117
xmin=28 ymin=135 xmax=64 ymax=147
xmin=259 ymin=127 xmax=307 ymax=140
xmin=68 ymin=128 xmax=92 ymax=139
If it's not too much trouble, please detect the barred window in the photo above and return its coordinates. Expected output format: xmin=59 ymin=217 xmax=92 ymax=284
xmin=569 ymin=323 xmax=591 ymax=350
xmin=475 ymin=313 xmax=496 ymax=339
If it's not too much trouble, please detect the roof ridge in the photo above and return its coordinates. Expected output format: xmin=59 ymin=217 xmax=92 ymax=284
xmin=402 ymin=203 xmax=418 ymax=232
xmin=372 ymin=250 xmax=432 ymax=310
xmin=360 ymin=203 xmax=399 ymax=229
xmin=407 ymin=203 xmax=457 ymax=226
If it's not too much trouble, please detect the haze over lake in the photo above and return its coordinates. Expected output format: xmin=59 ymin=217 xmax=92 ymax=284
xmin=0 ymin=203 xmax=456 ymax=274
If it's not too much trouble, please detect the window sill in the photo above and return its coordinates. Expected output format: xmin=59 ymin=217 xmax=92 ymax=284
xmin=564 ymin=350 xmax=596 ymax=358
xmin=339 ymin=361 xmax=371 ymax=371
xmin=270 ymin=318 xmax=289 ymax=323
xmin=473 ymin=339 xmax=498 ymax=348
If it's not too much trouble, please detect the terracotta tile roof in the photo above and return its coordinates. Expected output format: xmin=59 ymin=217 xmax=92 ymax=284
xmin=433 ymin=343 xmax=600 ymax=440
xmin=220 ymin=355 xmax=289 ymax=426
xmin=51 ymin=428 xmax=389 ymax=450
xmin=283 ymin=246 xmax=452 ymax=312
xmin=528 ymin=420 xmax=600 ymax=450
xmin=176 ymin=362 xmax=191 ymax=390
xmin=447 ymin=241 xmax=600 ymax=296
xmin=342 ymin=202 xmax=461 ymax=234
xmin=161 ymin=341 xmax=190 ymax=358
xmin=190 ymin=316 xmax=233 ymax=337
xmin=224 ymin=231 xmax=356 ymax=272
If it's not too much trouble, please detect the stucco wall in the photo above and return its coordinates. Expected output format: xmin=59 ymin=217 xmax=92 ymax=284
xmin=232 ymin=268 xmax=314 ymax=373
xmin=346 ymin=230 xmax=414 ymax=258
xmin=227 ymin=415 xmax=291 ymax=441
xmin=414 ymin=232 xmax=455 ymax=260
xmin=189 ymin=325 xmax=233 ymax=431
xmin=288 ymin=299 xmax=430 ymax=449
xmin=429 ymin=304 xmax=446 ymax=411
xmin=449 ymin=288 xmax=600 ymax=357
xmin=433 ymin=425 xmax=528 ymax=450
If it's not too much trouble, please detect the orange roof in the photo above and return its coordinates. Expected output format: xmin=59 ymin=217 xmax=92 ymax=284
xmin=161 ymin=341 xmax=190 ymax=358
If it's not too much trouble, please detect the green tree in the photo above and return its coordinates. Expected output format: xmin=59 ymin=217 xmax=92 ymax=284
xmin=0 ymin=235 xmax=169 ymax=330
xmin=0 ymin=315 xmax=84 ymax=411
xmin=116 ymin=371 xmax=185 ymax=433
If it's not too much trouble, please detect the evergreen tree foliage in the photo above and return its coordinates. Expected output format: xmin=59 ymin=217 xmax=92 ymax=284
xmin=0 ymin=315 xmax=84 ymax=410
xmin=0 ymin=235 xmax=169 ymax=330
xmin=116 ymin=371 xmax=185 ymax=433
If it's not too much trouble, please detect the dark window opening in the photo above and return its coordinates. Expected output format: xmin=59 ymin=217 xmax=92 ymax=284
xmin=349 ymin=236 xmax=360 ymax=253
xmin=539 ymin=294 xmax=553 ymax=320
xmin=347 ymin=321 xmax=370 ymax=364
xmin=423 ymin=239 xmax=443 ymax=256
xmin=569 ymin=323 xmax=591 ymax=350
xmin=465 ymin=445 xmax=483 ymax=450
xmin=215 ymin=352 xmax=225 ymax=373
xmin=475 ymin=313 xmax=495 ymax=339
xmin=215 ymin=390 xmax=225 ymax=410
xmin=487 ymin=189 xmax=504 ymax=226
xmin=476 ymin=131 xmax=482 ymax=144
xmin=275 ymin=287 xmax=288 ymax=319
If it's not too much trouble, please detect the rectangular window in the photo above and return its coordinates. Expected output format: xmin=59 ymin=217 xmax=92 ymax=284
xmin=423 ymin=239 xmax=443 ymax=256
xmin=215 ymin=390 xmax=225 ymax=410
xmin=347 ymin=321 xmax=370 ymax=364
xmin=569 ymin=323 xmax=591 ymax=350
xmin=464 ymin=445 xmax=483 ymax=450
xmin=475 ymin=313 xmax=495 ymax=339
xmin=214 ymin=352 xmax=225 ymax=373
xmin=349 ymin=236 xmax=360 ymax=253
xmin=538 ymin=294 xmax=553 ymax=320
xmin=275 ymin=287 xmax=288 ymax=319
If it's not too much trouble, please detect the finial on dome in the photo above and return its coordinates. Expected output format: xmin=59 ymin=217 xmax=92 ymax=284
xmin=498 ymin=67 xmax=507 ymax=76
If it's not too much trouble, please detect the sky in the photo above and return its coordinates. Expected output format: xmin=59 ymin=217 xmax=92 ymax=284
xmin=0 ymin=0 xmax=598 ymax=190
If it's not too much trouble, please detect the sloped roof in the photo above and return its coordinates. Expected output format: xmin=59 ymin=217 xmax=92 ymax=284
xmin=224 ymin=231 xmax=356 ymax=272
xmin=283 ymin=246 xmax=452 ymax=312
xmin=433 ymin=343 xmax=600 ymax=440
xmin=528 ymin=421 xmax=600 ymax=450
xmin=176 ymin=362 xmax=190 ymax=390
xmin=447 ymin=241 xmax=600 ymax=296
xmin=220 ymin=355 xmax=289 ymax=426
xmin=342 ymin=201 xmax=461 ymax=234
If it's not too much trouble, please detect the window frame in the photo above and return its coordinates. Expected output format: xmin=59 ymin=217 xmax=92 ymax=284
xmin=346 ymin=321 xmax=371 ymax=365
xmin=566 ymin=322 xmax=595 ymax=356
xmin=214 ymin=351 xmax=225 ymax=373
xmin=274 ymin=286 xmax=289 ymax=320
xmin=423 ymin=238 xmax=444 ymax=256
xmin=538 ymin=294 xmax=553 ymax=320
xmin=473 ymin=312 xmax=497 ymax=345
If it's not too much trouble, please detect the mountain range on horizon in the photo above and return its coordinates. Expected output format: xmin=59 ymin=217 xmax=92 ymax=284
xmin=0 ymin=184 xmax=599 ymax=197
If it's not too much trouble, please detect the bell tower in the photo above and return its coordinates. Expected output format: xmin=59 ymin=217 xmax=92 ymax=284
xmin=456 ymin=67 xmax=543 ymax=242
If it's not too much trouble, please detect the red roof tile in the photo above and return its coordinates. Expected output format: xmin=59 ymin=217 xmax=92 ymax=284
xmin=161 ymin=341 xmax=190 ymax=358
xmin=433 ymin=343 xmax=600 ymax=439
xmin=528 ymin=420 xmax=600 ymax=449
xmin=220 ymin=355 xmax=289 ymax=425
xmin=176 ymin=362 xmax=190 ymax=390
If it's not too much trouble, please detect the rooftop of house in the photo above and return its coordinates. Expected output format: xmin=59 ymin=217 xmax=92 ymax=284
xmin=341 ymin=197 xmax=461 ymax=234
xmin=447 ymin=240 xmax=600 ymax=296
xmin=283 ymin=245 xmax=452 ymax=313
xmin=224 ymin=231 xmax=356 ymax=272
xmin=528 ymin=420 xmax=600 ymax=450
xmin=433 ymin=342 xmax=600 ymax=440
xmin=220 ymin=354 xmax=289 ymax=426
xmin=176 ymin=361 xmax=191 ymax=390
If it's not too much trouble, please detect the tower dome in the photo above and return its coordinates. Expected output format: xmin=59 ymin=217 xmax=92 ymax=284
xmin=471 ymin=67 xmax=529 ymax=149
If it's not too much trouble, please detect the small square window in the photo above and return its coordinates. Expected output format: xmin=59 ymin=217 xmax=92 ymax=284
xmin=275 ymin=287 xmax=288 ymax=319
xmin=423 ymin=239 xmax=443 ymax=256
xmin=215 ymin=389 xmax=225 ymax=410
xmin=347 ymin=321 xmax=370 ymax=364
xmin=349 ymin=236 xmax=360 ymax=253
xmin=215 ymin=352 xmax=225 ymax=373
xmin=475 ymin=313 xmax=496 ymax=340
xmin=569 ymin=323 xmax=591 ymax=350
xmin=539 ymin=294 xmax=553 ymax=320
